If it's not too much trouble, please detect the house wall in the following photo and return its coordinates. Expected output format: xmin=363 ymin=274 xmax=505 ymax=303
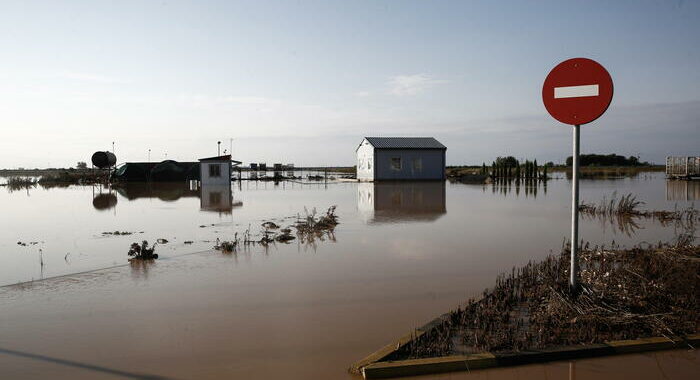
xmin=356 ymin=139 xmax=375 ymax=181
xmin=374 ymin=149 xmax=445 ymax=180
xmin=201 ymin=161 xmax=231 ymax=185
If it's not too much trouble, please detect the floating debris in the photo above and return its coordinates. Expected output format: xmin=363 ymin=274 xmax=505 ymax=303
xmin=184 ymin=241 xmax=194 ymax=244
xmin=102 ymin=231 xmax=134 ymax=236
xmin=127 ymin=240 xmax=159 ymax=261
xmin=262 ymin=221 xmax=280 ymax=230
xmin=157 ymin=238 xmax=169 ymax=244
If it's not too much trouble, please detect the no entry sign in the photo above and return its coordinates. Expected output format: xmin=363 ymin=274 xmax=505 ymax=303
xmin=542 ymin=58 xmax=613 ymax=125
xmin=542 ymin=57 xmax=614 ymax=292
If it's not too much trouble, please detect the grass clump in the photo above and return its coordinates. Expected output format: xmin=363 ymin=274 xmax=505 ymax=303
xmin=127 ymin=240 xmax=159 ymax=260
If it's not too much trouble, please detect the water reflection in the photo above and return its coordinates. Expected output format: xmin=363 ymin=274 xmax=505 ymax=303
xmin=113 ymin=182 xmax=199 ymax=201
xmin=357 ymin=182 xmax=446 ymax=223
xmin=666 ymin=180 xmax=700 ymax=201
xmin=490 ymin=178 xmax=547 ymax=197
xmin=200 ymin=184 xmax=242 ymax=213
xmin=92 ymin=193 xmax=117 ymax=211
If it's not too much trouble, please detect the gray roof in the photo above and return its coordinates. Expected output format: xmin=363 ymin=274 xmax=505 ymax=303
xmin=363 ymin=137 xmax=446 ymax=150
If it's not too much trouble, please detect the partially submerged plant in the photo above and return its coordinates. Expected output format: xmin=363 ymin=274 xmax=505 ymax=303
xmin=127 ymin=240 xmax=158 ymax=260
xmin=213 ymin=206 xmax=339 ymax=253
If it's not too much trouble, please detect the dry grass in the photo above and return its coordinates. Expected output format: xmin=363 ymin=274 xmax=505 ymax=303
xmin=391 ymin=242 xmax=700 ymax=359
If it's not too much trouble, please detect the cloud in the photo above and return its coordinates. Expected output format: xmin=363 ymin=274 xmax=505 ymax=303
xmin=354 ymin=91 xmax=371 ymax=97
xmin=388 ymin=74 xmax=447 ymax=96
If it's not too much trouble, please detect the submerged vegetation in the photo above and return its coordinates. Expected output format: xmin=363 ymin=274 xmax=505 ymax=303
xmin=391 ymin=242 xmax=700 ymax=359
xmin=4 ymin=176 xmax=38 ymax=191
xmin=580 ymin=192 xmax=699 ymax=224
xmin=214 ymin=206 xmax=339 ymax=253
xmin=127 ymin=240 xmax=159 ymax=260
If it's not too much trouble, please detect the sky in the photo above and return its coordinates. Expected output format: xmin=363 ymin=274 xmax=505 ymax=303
xmin=0 ymin=0 xmax=698 ymax=168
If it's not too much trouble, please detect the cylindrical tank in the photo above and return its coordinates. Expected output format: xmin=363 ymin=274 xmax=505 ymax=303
xmin=91 ymin=151 xmax=117 ymax=169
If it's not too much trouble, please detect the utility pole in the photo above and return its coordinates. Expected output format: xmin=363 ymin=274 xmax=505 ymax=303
xmin=218 ymin=141 xmax=221 ymax=156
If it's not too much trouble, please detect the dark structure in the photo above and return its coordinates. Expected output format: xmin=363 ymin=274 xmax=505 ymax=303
xmin=91 ymin=151 xmax=117 ymax=169
xmin=112 ymin=161 xmax=200 ymax=182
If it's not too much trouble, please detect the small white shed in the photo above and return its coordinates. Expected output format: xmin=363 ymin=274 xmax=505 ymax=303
xmin=356 ymin=137 xmax=446 ymax=181
xmin=199 ymin=155 xmax=231 ymax=185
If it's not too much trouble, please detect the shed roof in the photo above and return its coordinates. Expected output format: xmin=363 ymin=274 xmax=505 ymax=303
xmin=199 ymin=155 xmax=231 ymax=162
xmin=361 ymin=137 xmax=446 ymax=150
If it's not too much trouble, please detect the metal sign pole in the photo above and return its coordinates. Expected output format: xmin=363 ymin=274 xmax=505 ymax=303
xmin=570 ymin=124 xmax=580 ymax=291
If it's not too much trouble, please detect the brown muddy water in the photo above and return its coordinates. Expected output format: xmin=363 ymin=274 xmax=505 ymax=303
xmin=0 ymin=173 xmax=698 ymax=379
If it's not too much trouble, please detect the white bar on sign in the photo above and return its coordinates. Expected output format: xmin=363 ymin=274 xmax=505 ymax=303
xmin=554 ymin=84 xmax=599 ymax=99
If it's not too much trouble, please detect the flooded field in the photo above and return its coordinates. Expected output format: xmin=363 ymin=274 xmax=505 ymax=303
xmin=1 ymin=173 xmax=698 ymax=379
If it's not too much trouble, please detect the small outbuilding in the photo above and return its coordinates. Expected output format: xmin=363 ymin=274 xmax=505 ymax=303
xmin=356 ymin=137 xmax=447 ymax=181
xmin=199 ymin=155 xmax=232 ymax=185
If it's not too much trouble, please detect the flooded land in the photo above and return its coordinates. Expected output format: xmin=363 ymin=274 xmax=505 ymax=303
xmin=1 ymin=173 xmax=698 ymax=379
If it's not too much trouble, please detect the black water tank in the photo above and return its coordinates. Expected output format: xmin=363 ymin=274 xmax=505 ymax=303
xmin=91 ymin=151 xmax=117 ymax=169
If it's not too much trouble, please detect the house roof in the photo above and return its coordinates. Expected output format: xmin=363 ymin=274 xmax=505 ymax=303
xmin=199 ymin=155 xmax=231 ymax=162
xmin=361 ymin=137 xmax=446 ymax=150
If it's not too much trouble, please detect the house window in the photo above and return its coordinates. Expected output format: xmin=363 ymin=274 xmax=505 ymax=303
xmin=209 ymin=164 xmax=221 ymax=177
xmin=368 ymin=158 xmax=372 ymax=170
xmin=412 ymin=158 xmax=422 ymax=172
xmin=390 ymin=157 xmax=402 ymax=171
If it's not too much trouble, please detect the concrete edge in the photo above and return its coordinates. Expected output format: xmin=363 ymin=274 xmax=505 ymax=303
xmin=349 ymin=312 xmax=450 ymax=374
xmin=358 ymin=334 xmax=700 ymax=379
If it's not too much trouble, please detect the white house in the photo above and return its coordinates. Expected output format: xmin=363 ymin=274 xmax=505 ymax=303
xmin=356 ymin=137 xmax=446 ymax=181
xmin=199 ymin=155 xmax=232 ymax=185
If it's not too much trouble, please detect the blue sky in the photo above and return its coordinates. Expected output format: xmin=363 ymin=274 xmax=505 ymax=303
xmin=0 ymin=0 xmax=698 ymax=167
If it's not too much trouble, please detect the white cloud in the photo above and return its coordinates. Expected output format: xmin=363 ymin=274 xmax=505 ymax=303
xmin=388 ymin=74 xmax=447 ymax=96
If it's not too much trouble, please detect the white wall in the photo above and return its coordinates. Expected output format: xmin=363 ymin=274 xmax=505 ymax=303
xmin=201 ymin=161 xmax=231 ymax=185
xmin=356 ymin=139 xmax=374 ymax=181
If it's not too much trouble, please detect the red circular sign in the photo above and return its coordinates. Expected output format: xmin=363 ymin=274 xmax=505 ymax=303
xmin=542 ymin=58 xmax=613 ymax=125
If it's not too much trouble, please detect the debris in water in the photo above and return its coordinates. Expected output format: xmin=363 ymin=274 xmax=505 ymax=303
xmin=184 ymin=241 xmax=194 ymax=244
xmin=127 ymin=240 xmax=159 ymax=261
xmin=157 ymin=238 xmax=169 ymax=244
xmin=102 ymin=231 xmax=134 ymax=236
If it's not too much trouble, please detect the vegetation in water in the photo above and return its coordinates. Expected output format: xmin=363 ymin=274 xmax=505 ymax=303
xmin=214 ymin=206 xmax=339 ymax=253
xmin=4 ymin=176 xmax=37 ymax=191
xmin=127 ymin=240 xmax=159 ymax=260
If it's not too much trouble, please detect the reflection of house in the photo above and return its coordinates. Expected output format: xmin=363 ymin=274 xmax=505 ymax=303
xmin=357 ymin=182 xmax=446 ymax=223
xmin=200 ymin=184 xmax=242 ymax=213
xmin=356 ymin=137 xmax=446 ymax=181
xmin=200 ymin=155 xmax=232 ymax=185
xmin=666 ymin=180 xmax=700 ymax=201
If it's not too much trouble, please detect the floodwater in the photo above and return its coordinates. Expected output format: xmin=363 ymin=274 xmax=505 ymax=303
xmin=0 ymin=173 xmax=697 ymax=379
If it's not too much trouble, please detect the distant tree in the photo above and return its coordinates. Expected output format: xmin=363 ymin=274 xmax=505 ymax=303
xmin=76 ymin=161 xmax=88 ymax=169
xmin=545 ymin=161 xmax=554 ymax=167
xmin=565 ymin=154 xmax=649 ymax=167
xmin=533 ymin=159 xmax=538 ymax=178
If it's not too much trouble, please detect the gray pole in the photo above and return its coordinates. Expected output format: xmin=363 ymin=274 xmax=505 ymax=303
xmin=570 ymin=124 xmax=580 ymax=291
